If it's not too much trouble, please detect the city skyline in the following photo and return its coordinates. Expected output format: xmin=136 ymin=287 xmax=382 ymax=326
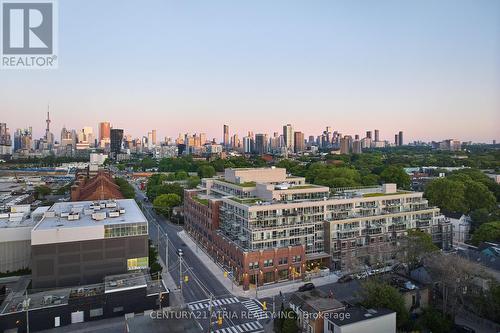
xmin=0 ymin=113 xmax=497 ymax=145
xmin=1 ymin=0 xmax=499 ymax=142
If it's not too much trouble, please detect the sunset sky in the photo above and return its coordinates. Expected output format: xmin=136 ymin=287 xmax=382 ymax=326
xmin=1 ymin=0 xmax=499 ymax=142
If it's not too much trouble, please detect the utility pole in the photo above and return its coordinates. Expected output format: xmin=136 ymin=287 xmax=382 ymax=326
xmin=157 ymin=272 xmax=162 ymax=311
xmin=255 ymin=272 xmax=258 ymax=298
xmin=25 ymin=289 xmax=29 ymax=333
xmin=157 ymin=223 xmax=160 ymax=249
xmin=231 ymin=266 xmax=234 ymax=291
xmin=179 ymin=251 xmax=183 ymax=292
xmin=207 ymin=295 xmax=214 ymax=333
xmin=165 ymin=234 xmax=169 ymax=270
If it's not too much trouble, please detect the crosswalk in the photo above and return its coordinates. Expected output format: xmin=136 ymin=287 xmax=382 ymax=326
xmin=241 ymin=300 xmax=268 ymax=320
xmin=188 ymin=297 xmax=240 ymax=311
xmin=212 ymin=321 xmax=263 ymax=333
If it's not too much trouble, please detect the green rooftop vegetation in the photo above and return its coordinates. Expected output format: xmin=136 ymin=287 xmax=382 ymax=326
xmin=285 ymin=185 xmax=316 ymax=190
xmin=193 ymin=195 xmax=209 ymax=206
xmin=229 ymin=197 xmax=262 ymax=204
xmin=218 ymin=179 xmax=256 ymax=187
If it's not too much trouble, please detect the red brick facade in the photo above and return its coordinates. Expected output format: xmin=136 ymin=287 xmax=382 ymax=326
xmin=184 ymin=190 xmax=306 ymax=290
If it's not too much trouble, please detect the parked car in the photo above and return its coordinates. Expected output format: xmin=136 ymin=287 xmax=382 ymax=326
xmin=338 ymin=275 xmax=353 ymax=283
xmin=298 ymin=283 xmax=315 ymax=292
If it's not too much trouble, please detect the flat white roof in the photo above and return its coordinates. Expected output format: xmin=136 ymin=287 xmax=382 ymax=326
xmin=33 ymin=199 xmax=147 ymax=231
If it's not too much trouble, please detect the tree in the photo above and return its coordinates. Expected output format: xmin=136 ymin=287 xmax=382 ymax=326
xmin=306 ymin=164 xmax=361 ymax=188
xmin=275 ymin=308 xmax=298 ymax=333
xmin=359 ymin=280 xmax=409 ymax=328
xmin=153 ymin=193 xmax=181 ymax=217
xmin=197 ymin=165 xmax=216 ymax=178
xmin=379 ymin=166 xmax=411 ymax=190
xmin=140 ymin=157 xmax=157 ymax=171
xmin=463 ymin=180 xmax=496 ymax=212
xmin=424 ymin=253 xmax=480 ymax=318
xmin=186 ymin=176 xmax=201 ymax=189
xmin=471 ymin=221 xmax=500 ymax=245
xmin=420 ymin=307 xmax=453 ymax=333
xmin=114 ymin=177 xmax=135 ymax=199
xmin=397 ymin=229 xmax=439 ymax=270
xmin=424 ymin=178 xmax=467 ymax=213
xmin=34 ymin=185 xmax=51 ymax=199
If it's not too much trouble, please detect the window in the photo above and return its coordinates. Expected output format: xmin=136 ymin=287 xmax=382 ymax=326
xmin=279 ymin=257 xmax=288 ymax=265
xmin=90 ymin=308 xmax=103 ymax=317
xmin=249 ymin=262 xmax=259 ymax=270
xmin=263 ymin=259 xmax=273 ymax=267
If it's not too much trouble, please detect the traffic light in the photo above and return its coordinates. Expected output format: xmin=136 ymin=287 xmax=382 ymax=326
xmin=224 ymin=271 xmax=228 ymax=278
xmin=184 ymin=275 xmax=189 ymax=282
xmin=262 ymin=301 xmax=267 ymax=311
xmin=217 ymin=316 xmax=223 ymax=326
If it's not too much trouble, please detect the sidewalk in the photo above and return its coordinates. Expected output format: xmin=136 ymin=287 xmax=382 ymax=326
xmin=178 ymin=230 xmax=339 ymax=299
xmin=156 ymin=248 xmax=185 ymax=307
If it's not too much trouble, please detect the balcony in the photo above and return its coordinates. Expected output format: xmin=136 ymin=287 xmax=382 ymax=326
xmin=417 ymin=220 xmax=431 ymax=228
xmin=362 ymin=227 xmax=383 ymax=235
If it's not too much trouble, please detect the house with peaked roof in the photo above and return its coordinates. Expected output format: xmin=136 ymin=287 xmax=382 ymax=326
xmin=71 ymin=169 xmax=124 ymax=201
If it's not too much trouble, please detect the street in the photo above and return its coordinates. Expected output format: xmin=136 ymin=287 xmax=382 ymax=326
xmin=132 ymin=181 xmax=270 ymax=333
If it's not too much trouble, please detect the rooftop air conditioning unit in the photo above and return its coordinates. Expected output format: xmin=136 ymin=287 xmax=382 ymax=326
xmin=106 ymin=201 xmax=117 ymax=208
xmin=92 ymin=212 xmax=106 ymax=221
xmin=68 ymin=213 xmax=80 ymax=221
xmin=43 ymin=211 xmax=56 ymax=218
xmin=108 ymin=211 xmax=120 ymax=218
xmin=60 ymin=212 xmax=69 ymax=218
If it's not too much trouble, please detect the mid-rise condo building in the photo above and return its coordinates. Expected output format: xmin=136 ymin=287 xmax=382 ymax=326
xmin=184 ymin=167 xmax=452 ymax=289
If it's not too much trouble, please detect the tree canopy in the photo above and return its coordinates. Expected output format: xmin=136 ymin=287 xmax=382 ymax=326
xmin=471 ymin=221 xmax=500 ymax=245
xmin=153 ymin=193 xmax=182 ymax=217
xmin=359 ymin=280 xmax=409 ymax=328
xmin=379 ymin=165 xmax=411 ymax=189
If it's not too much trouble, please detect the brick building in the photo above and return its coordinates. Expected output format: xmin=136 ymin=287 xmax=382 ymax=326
xmin=71 ymin=169 xmax=124 ymax=201
xmin=184 ymin=168 xmax=452 ymax=290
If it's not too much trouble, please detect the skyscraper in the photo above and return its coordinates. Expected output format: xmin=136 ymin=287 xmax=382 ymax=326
xmin=232 ymin=134 xmax=240 ymax=149
xmin=147 ymin=132 xmax=153 ymax=150
xmin=99 ymin=122 xmax=111 ymax=141
xmin=395 ymin=134 xmax=399 ymax=146
xmin=340 ymin=135 xmax=352 ymax=154
xmin=254 ymin=134 xmax=268 ymax=155
xmin=374 ymin=129 xmax=380 ymax=142
xmin=366 ymin=131 xmax=372 ymax=139
xmin=0 ymin=123 xmax=12 ymax=157
xmin=283 ymin=124 xmax=294 ymax=152
xmin=110 ymin=128 xmax=123 ymax=156
xmin=352 ymin=139 xmax=362 ymax=154
xmin=242 ymin=136 xmax=253 ymax=154
xmin=398 ymin=131 xmax=403 ymax=146
xmin=223 ymin=125 xmax=229 ymax=147
xmin=152 ymin=129 xmax=157 ymax=146
xmin=294 ymin=131 xmax=305 ymax=153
